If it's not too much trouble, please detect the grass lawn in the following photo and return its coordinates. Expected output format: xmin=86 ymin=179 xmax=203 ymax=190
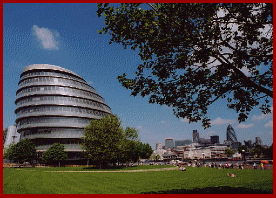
xmin=3 ymin=165 xmax=273 ymax=194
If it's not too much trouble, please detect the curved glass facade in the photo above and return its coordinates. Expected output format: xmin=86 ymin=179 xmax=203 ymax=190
xmin=15 ymin=64 xmax=112 ymax=154
xmin=226 ymin=125 xmax=238 ymax=143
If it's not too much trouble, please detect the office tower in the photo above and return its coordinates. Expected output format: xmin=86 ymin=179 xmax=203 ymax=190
xmin=244 ymin=140 xmax=253 ymax=149
xmin=210 ymin=135 xmax=220 ymax=144
xmin=156 ymin=142 xmax=162 ymax=150
xmin=226 ymin=125 xmax=238 ymax=143
xmin=165 ymin=138 xmax=174 ymax=149
xmin=193 ymin=130 xmax=199 ymax=143
xmin=175 ymin=139 xmax=192 ymax=147
xmin=3 ymin=125 xmax=20 ymax=148
xmin=255 ymin=137 xmax=263 ymax=146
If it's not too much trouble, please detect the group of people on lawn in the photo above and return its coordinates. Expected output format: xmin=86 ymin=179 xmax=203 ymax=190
xmin=178 ymin=161 xmax=246 ymax=169
xmin=177 ymin=160 xmax=267 ymax=172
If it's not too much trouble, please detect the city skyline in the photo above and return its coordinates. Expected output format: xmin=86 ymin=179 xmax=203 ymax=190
xmin=3 ymin=3 xmax=273 ymax=149
xmin=154 ymin=124 xmax=267 ymax=149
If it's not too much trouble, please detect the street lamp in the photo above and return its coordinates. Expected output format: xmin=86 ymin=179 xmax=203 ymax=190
xmin=242 ymin=149 xmax=245 ymax=162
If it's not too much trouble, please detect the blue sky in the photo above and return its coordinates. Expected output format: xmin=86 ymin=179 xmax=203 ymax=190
xmin=3 ymin=3 xmax=273 ymax=148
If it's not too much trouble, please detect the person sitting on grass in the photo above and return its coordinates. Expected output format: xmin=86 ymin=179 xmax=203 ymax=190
xmin=179 ymin=166 xmax=186 ymax=171
xmin=227 ymin=173 xmax=237 ymax=177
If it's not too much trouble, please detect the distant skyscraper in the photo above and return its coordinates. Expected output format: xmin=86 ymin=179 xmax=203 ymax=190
xmin=193 ymin=130 xmax=199 ymax=143
xmin=165 ymin=138 xmax=174 ymax=149
xmin=226 ymin=125 xmax=238 ymax=143
xmin=255 ymin=137 xmax=263 ymax=146
xmin=175 ymin=139 xmax=192 ymax=147
xmin=3 ymin=125 xmax=20 ymax=148
xmin=156 ymin=142 xmax=162 ymax=150
xmin=198 ymin=138 xmax=211 ymax=145
xmin=244 ymin=140 xmax=253 ymax=149
xmin=210 ymin=135 xmax=220 ymax=144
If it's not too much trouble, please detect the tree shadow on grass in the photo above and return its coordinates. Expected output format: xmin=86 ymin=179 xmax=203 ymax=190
xmin=141 ymin=186 xmax=272 ymax=194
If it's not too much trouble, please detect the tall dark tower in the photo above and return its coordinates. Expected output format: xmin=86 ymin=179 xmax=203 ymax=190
xmin=226 ymin=124 xmax=238 ymax=143
xmin=15 ymin=64 xmax=112 ymax=159
xmin=193 ymin=130 xmax=199 ymax=143
xmin=210 ymin=135 xmax=219 ymax=144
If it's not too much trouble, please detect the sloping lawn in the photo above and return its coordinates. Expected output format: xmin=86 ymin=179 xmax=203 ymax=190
xmin=3 ymin=166 xmax=273 ymax=194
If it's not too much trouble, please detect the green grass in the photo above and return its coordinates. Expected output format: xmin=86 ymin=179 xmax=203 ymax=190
xmin=3 ymin=165 xmax=273 ymax=194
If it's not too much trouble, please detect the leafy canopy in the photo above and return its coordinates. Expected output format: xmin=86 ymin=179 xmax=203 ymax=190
xmin=224 ymin=148 xmax=235 ymax=157
xmin=82 ymin=115 xmax=153 ymax=167
xmin=3 ymin=139 xmax=36 ymax=164
xmin=41 ymin=143 xmax=68 ymax=164
xmin=97 ymin=3 xmax=273 ymax=128
xmin=238 ymin=145 xmax=249 ymax=154
xmin=82 ymin=115 xmax=125 ymax=167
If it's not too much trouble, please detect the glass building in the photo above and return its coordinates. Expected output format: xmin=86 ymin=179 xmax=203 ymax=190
xmin=175 ymin=139 xmax=192 ymax=147
xmin=3 ymin=125 xmax=21 ymax=148
xmin=165 ymin=138 xmax=174 ymax=149
xmin=226 ymin=124 xmax=238 ymax=143
xmin=193 ymin=130 xmax=199 ymax=143
xmin=15 ymin=64 xmax=112 ymax=159
xmin=210 ymin=135 xmax=220 ymax=144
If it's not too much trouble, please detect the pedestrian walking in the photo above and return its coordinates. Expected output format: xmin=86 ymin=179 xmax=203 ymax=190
xmin=253 ymin=162 xmax=257 ymax=169
xmin=219 ymin=163 xmax=222 ymax=169
xmin=261 ymin=162 xmax=264 ymax=170
xmin=241 ymin=162 xmax=244 ymax=169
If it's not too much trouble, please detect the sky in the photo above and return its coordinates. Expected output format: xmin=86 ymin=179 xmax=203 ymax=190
xmin=3 ymin=3 xmax=273 ymax=149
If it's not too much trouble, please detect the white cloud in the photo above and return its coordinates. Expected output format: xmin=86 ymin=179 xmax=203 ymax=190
xmin=236 ymin=123 xmax=254 ymax=129
xmin=200 ymin=130 xmax=217 ymax=139
xmin=210 ymin=117 xmax=235 ymax=125
xmin=32 ymin=25 xmax=59 ymax=50
xmin=206 ymin=131 xmax=217 ymax=136
xmin=251 ymin=107 xmax=273 ymax=121
xmin=264 ymin=120 xmax=273 ymax=128
xmin=180 ymin=118 xmax=189 ymax=123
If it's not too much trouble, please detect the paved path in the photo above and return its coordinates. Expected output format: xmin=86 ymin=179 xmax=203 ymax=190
xmin=44 ymin=167 xmax=178 ymax=173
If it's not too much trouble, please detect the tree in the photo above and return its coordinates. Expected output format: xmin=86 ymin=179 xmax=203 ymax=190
xmin=3 ymin=139 xmax=36 ymax=164
xmin=238 ymin=145 xmax=248 ymax=154
xmin=41 ymin=143 xmax=68 ymax=166
xmin=263 ymin=144 xmax=273 ymax=159
xmin=97 ymin=3 xmax=273 ymax=128
xmin=82 ymin=115 xmax=125 ymax=168
xmin=82 ymin=115 xmax=153 ymax=167
xmin=139 ymin=142 xmax=153 ymax=159
xmin=251 ymin=145 xmax=263 ymax=158
xmin=155 ymin=154 xmax=161 ymax=162
xmin=123 ymin=141 xmax=154 ymax=164
xmin=122 ymin=127 xmax=153 ymax=163
xmin=124 ymin=127 xmax=139 ymax=140
xmin=123 ymin=140 xmax=141 ymax=164
xmin=224 ymin=148 xmax=235 ymax=157
xmin=3 ymin=145 xmax=14 ymax=162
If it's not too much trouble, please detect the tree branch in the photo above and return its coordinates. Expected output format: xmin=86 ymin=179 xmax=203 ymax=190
xmin=213 ymin=52 xmax=273 ymax=98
